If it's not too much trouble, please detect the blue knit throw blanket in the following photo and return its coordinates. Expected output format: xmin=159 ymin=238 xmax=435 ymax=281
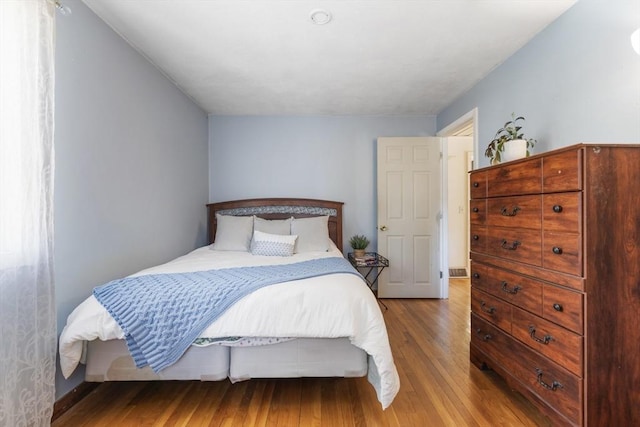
xmin=93 ymin=257 xmax=361 ymax=372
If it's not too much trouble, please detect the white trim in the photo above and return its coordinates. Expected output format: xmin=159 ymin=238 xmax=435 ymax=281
xmin=439 ymin=138 xmax=449 ymax=299
xmin=437 ymin=107 xmax=479 ymax=170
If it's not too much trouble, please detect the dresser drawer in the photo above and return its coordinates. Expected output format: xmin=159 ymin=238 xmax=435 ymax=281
xmin=543 ymin=193 xmax=581 ymax=233
xmin=485 ymin=228 xmax=542 ymax=267
xmin=471 ymin=288 xmax=512 ymax=333
xmin=543 ymin=285 xmax=583 ymax=334
xmin=487 ymin=195 xmax=541 ymax=230
xmin=471 ymin=262 xmax=543 ymax=316
xmin=473 ymin=315 xmax=582 ymax=425
xmin=543 ymin=231 xmax=582 ymax=276
xmin=513 ymin=341 xmax=582 ymax=425
xmin=471 ymin=314 xmax=512 ymax=365
xmin=470 ymin=199 xmax=486 ymax=225
xmin=471 ymin=252 xmax=585 ymax=291
xmin=470 ymin=225 xmax=487 ymax=254
xmin=511 ymin=307 xmax=583 ymax=376
xmin=487 ymin=158 xmax=542 ymax=197
xmin=543 ymin=149 xmax=582 ymax=193
xmin=470 ymin=171 xmax=487 ymax=199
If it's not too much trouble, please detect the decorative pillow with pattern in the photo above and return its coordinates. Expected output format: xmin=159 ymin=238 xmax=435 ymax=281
xmin=251 ymin=230 xmax=298 ymax=257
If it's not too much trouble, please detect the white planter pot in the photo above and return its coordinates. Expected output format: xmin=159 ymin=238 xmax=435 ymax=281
xmin=502 ymin=139 xmax=527 ymax=162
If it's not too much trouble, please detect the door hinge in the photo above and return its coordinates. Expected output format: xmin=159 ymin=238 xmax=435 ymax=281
xmin=440 ymin=271 xmax=443 ymax=278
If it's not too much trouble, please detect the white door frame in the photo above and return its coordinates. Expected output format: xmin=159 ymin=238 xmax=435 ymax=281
xmin=436 ymin=107 xmax=479 ymax=299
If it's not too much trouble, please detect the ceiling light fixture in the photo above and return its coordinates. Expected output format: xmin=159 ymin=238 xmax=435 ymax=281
xmin=631 ymin=28 xmax=640 ymax=56
xmin=310 ymin=9 xmax=332 ymax=25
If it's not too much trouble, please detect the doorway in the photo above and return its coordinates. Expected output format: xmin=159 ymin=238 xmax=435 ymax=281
xmin=447 ymin=135 xmax=473 ymax=278
xmin=437 ymin=108 xmax=478 ymax=299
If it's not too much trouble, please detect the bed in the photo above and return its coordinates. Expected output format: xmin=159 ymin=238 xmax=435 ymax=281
xmin=59 ymin=198 xmax=399 ymax=409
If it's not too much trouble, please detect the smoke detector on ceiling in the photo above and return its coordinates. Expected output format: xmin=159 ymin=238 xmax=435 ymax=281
xmin=309 ymin=9 xmax=332 ymax=25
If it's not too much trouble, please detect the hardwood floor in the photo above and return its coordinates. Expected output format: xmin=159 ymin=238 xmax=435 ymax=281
xmin=52 ymin=279 xmax=551 ymax=426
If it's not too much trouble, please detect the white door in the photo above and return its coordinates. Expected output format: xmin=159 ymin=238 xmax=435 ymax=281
xmin=377 ymin=137 xmax=442 ymax=298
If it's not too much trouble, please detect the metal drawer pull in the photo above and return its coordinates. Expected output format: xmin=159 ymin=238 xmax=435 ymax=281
xmin=480 ymin=301 xmax=496 ymax=314
xmin=501 ymin=281 xmax=521 ymax=294
xmin=535 ymin=368 xmax=563 ymax=391
xmin=501 ymin=206 xmax=521 ymax=217
xmin=501 ymin=240 xmax=521 ymax=250
xmin=475 ymin=328 xmax=492 ymax=342
xmin=552 ymin=205 xmax=563 ymax=213
xmin=473 ymin=273 xmax=480 ymax=279
xmin=473 ymin=235 xmax=480 ymax=241
xmin=529 ymin=326 xmax=553 ymax=345
xmin=473 ymin=182 xmax=479 ymax=188
xmin=552 ymin=246 xmax=563 ymax=255
xmin=552 ymin=303 xmax=563 ymax=312
xmin=473 ymin=207 xmax=479 ymax=213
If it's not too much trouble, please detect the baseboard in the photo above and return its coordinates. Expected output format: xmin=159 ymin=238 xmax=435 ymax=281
xmin=52 ymin=382 xmax=100 ymax=422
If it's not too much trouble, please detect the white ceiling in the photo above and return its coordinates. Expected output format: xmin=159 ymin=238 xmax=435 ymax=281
xmin=81 ymin=0 xmax=576 ymax=116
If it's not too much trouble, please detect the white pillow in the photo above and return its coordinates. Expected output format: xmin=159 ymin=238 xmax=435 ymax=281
xmin=211 ymin=214 xmax=254 ymax=251
xmin=290 ymin=216 xmax=330 ymax=253
xmin=251 ymin=230 xmax=297 ymax=257
xmin=253 ymin=216 xmax=292 ymax=235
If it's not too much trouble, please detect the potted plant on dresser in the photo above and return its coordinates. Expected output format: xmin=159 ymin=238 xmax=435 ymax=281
xmin=349 ymin=234 xmax=370 ymax=258
xmin=484 ymin=113 xmax=537 ymax=164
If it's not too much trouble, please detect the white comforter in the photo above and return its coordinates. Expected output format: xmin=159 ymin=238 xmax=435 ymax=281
xmin=59 ymin=245 xmax=400 ymax=409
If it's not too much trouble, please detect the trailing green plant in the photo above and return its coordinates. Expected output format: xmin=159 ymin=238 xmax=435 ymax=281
xmin=484 ymin=113 xmax=537 ymax=164
xmin=349 ymin=234 xmax=370 ymax=250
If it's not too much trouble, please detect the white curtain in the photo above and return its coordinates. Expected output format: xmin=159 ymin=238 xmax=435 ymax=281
xmin=0 ymin=0 xmax=57 ymax=425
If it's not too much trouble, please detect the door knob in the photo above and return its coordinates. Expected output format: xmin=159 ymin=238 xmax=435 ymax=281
xmin=379 ymin=225 xmax=388 ymax=231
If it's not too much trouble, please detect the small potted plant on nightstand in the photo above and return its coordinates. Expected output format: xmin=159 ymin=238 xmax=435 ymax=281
xmin=485 ymin=113 xmax=537 ymax=164
xmin=349 ymin=234 xmax=370 ymax=258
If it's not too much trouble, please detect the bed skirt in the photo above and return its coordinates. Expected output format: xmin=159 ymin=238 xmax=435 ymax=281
xmin=85 ymin=338 xmax=367 ymax=382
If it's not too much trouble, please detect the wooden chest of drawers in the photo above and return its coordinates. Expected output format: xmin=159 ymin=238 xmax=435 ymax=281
xmin=469 ymin=144 xmax=640 ymax=426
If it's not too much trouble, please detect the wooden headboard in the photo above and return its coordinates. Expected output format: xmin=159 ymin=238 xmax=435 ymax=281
xmin=206 ymin=198 xmax=344 ymax=249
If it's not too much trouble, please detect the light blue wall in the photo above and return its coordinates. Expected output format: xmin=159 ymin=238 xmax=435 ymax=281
xmin=438 ymin=0 xmax=640 ymax=168
xmin=209 ymin=116 xmax=436 ymax=252
xmin=54 ymin=0 xmax=208 ymax=398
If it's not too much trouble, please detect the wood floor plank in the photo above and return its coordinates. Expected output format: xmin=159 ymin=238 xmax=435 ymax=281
xmin=167 ymin=384 xmax=209 ymax=427
xmin=52 ymin=279 xmax=552 ymax=426
xmin=297 ymin=378 xmax=321 ymax=427
xmin=186 ymin=381 xmax=232 ymax=427
xmin=268 ymin=379 xmax=301 ymax=427
xmin=209 ymin=379 xmax=248 ymax=427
